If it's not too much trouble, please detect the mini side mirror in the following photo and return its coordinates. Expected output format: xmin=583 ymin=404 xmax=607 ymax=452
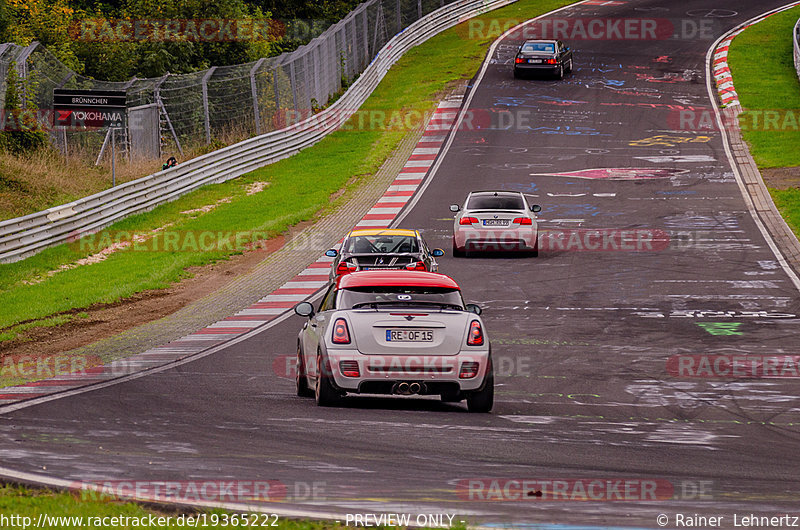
xmin=530 ymin=204 xmax=542 ymax=213
xmin=450 ymin=204 xmax=460 ymax=212
xmin=325 ymin=249 xmax=338 ymax=258
xmin=432 ymin=248 xmax=445 ymax=257
xmin=465 ymin=304 xmax=482 ymax=315
xmin=294 ymin=302 xmax=314 ymax=317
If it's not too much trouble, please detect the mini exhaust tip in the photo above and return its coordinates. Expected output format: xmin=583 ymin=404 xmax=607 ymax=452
xmin=409 ymin=382 xmax=421 ymax=394
xmin=396 ymin=382 xmax=410 ymax=395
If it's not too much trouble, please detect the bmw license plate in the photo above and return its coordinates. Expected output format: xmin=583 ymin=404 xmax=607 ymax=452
xmin=386 ymin=329 xmax=433 ymax=342
xmin=483 ymin=219 xmax=509 ymax=226
xmin=528 ymin=59 xmax=542 ymax=64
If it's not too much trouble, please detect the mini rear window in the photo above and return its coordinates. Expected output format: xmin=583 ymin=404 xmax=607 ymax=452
xmin=339 ymin=286 xmax=465 ymax=310
xmin=467 ymin=195 xmax=524 ymax=210
xmin=522 ymin=42 xmax=555 ymax=54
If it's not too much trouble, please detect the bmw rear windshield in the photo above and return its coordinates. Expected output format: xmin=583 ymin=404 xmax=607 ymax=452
xmin=344 ymin=235 xmax=419 ymax=254
xmin=339 ymin=287 xmax=465 ymax=310
xmin=522 ymin=42 xmax=555 ymax=54
xmin=466 ymin=195 xmax=525 ymax=210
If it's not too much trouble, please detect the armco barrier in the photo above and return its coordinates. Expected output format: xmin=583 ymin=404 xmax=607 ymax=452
xmin=0 ymin=0 xmax=517 ymax=264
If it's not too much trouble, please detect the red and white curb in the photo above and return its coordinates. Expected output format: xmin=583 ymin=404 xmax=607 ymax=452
xmin=713 ymin=2 xmax=800 ymax=107
xmin=0 ymin=98 xmax=461 ymax=406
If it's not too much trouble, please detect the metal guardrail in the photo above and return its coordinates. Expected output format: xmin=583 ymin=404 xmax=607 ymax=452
xmin=794 ymin=17 xmax=800 ymax=80
xmin=0 ymin=0 xmax=514 ymax=264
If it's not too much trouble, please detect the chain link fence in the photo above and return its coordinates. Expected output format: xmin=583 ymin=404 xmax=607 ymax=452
xmin=0 ymin=0 xmax=454 ymax=161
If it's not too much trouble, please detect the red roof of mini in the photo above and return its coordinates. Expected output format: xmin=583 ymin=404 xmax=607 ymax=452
xmin=337 ymin=270 xmax=461 ymax=290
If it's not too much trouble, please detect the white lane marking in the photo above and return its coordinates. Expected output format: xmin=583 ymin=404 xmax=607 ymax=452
xmin=634 ymin=155 xmax=716 ymax=163
xmin=402 ymin=159 xmax=435 ymax=167
xmin=237 ymin=308 xmax=294 ymax=316
xmin=352 ymin=219 xmax=392 ymax=226
xmin=412 ymin=147 xmax=440 ymax=155
xmin=207 ymin=320 xmax=264 ymax=328
xmin=296 ymin=268 xmax=329 ymax=276
xmin=0 ymin=387 xmax=77 ymax=394
xmin=367 ymin=207 xmax=403 ymax=215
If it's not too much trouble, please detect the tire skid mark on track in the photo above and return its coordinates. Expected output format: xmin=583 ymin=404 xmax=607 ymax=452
xmin=0 ymin=99 xmax=463 ymax=412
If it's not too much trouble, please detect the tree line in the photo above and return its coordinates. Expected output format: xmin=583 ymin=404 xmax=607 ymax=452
xmin=1 ymin=0 xmax=363 ymax=81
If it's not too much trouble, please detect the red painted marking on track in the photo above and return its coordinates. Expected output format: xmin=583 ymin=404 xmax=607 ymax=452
xmin=252 ymin=301 xmax=298 ymax=308
xmin=274 ymin=288 xmax=320 ymax=295
xmin=382 ymin=190 xmax=415 ymax=197
xmin=223 ymin=315 xmax=272 ymax=321
xmin=0 ymin=393 xmax=50 ymax=399
xmin=399 ymin=166 xmax=428 ymax=173
xmin=416 ymin=142 xmax=443 ymax=148
xmin=409 ymin=154 xmax=437 ymax=160
xmin=391 ymin=178 xmax=423 ymax=186
xmin=307 ymin=261 xmax=332 ymax=268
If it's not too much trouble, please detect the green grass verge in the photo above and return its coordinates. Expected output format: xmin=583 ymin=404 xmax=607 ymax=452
xmin=727 ymin=6 xmax=800 ymax=169
xmin=727 ymin=6 xmax=800 ymax=239
xmin=0 ymin=483 xmax=452 ymax=530
xmin=0 ymin=0 xmax=578 ymax=347
xmin=771 ymin=188 xmax=800 ymax=239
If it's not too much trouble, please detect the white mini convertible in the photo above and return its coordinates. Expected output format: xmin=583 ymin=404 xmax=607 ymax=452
xmin=294 ymin=270 xmax=493 ymax=412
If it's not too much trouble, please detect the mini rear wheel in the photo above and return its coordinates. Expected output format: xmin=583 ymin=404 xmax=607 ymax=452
xmin=315 ymin=351 xmax=341 ymax=407
xmin=296 ymin=343 xmax=313 ymax=397
xmin=467 ymin=359 xmax=494 ymax=413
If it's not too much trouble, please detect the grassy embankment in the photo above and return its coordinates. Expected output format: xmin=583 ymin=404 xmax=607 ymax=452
xmin=727 ymin=6 xmax=800 ymax=238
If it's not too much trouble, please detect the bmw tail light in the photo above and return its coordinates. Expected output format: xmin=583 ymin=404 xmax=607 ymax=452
xmin=467 ymin=320 xmax=484 ymax=346
xmin=515 ymin=57 xmax=524 ymax=64
xmin=336 ymin=261 xmax=357 ymax=276
xmin=332 ymin=318 xmax=351 ymax=344
xmin=459 ymin=217 xmax=478 ymax=225
xmin=405 ymin=261 xmax=426 ymax=271
xmin=513 ymin=217 xmax=533 ymax=225
xmin=545 ymin=58 xmax=558 ymax=64
xmin=339 ymin=361 xmax=360 ymax=377
xmin=460 ymin=361 xmax=480 ymax=379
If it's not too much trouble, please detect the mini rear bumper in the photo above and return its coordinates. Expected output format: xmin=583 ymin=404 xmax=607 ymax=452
xmin=324 ymin=350 xmax=491 ymax=393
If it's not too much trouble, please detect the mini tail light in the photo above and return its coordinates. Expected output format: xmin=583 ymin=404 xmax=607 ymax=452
xmin=405 ymin=261 xmax=426 ymax=271
xmin=467 ymin=320 xmax=484 ymax=346
xmin=459 ymin=361 xmax=480 ymax=379
xmin=545 ymin=58 xmax=558 ymax=64
xmin=332 ymin=318 xmax=351 ymax=344
xmin=459 ymin=217 xmax=478 ymax=225
xmin=515 ymin=57 xmax=524 ymax=64
xmin=336 ymin=261 xmax=357 ymax=276
xmin=339 ymin=361 xmax=360 ymax=377
xmin=513 ymin=217 xmax=533 ymax=225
